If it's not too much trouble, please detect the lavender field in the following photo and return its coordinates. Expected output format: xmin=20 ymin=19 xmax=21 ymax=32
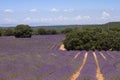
xmin=0 ymin=35 xmax=120 ymax=80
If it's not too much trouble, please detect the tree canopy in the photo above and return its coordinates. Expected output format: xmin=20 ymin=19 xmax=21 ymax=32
xmin=14 ymin=24 xmax=33 ymax=38
xmin=63 ymin=27 xmax=120 ymax=51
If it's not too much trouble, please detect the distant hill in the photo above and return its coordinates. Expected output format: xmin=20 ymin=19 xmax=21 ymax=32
xmin=0 ymin=22 xmax=120 ymax=29
xmin=32 ymin=22 xmax=120 ymax=30
xmin=105 ymin=22 xmax=120 ymax=27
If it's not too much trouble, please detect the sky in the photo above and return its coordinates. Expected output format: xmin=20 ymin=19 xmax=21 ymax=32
xmin=0 ymin=0 xmax=120 ymax=26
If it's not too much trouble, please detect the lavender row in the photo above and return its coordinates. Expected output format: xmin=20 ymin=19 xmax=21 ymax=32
xmin=95 ymin=51 xmax=120 ymax=80
xmin=101 ymin=51 xmax=120 ymax=74
xmin=41 ymin=65 xmax=74 ymax=80
xmin=0 ymin=51 xmax=77 ymax=80
xmin=0 ymin=53 xmax=46 ymax=80
xmin=101 ymin=51 xmax=119 ymax=65
xmin=77 ymin=51 xmax=96 ymax=80
xmin=0 ymin=34 xmax=65 ymax=52
xmin=41 ymin=51 xmax=85 ymax=80
xmin=11 ymin=64 xmax=57 ymax=80
xmin=71 ymin=51 xmax=86 ymax=70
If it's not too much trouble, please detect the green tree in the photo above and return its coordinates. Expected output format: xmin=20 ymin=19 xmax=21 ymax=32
xmin=14 ymin=24 xmax=32 ymax=38
xmin=0 ymin=29 xmax=2 ymax=36
xmin=2 ymin=28 xmax=14 ymax=36
xmin=63 ymin=27 xmax=120 ymax=51
xmin=61 ymin=28 xmax=73 ymax=34
xmin=37 ymin=28 xmax=47 ymax=35
xmin=47 ymin=29 xmax=58 ymax=34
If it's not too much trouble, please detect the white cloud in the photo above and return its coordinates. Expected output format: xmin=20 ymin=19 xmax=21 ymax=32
xmin=23 ymin=17 xmax=42 ymax=23
xmin=51 ymin=8 xmax=59 ymax=12
xmin=83 ymin=16 xmax=91 ymax=20
xmin=75 ymin=15 xmax=82 ymax=21
xmin=24 ymin=17 xmax=32 ymax=22
xmin=101 ymin=11 xmax=110 ymax=19
xmin=64 ymin=9 xmax=74 ymax=12
xmin=3 ymin=18 xmax=17 ymax=23
xmin=30 ymin=8 xmax=38 ymax=12
xmin=4 ymin=9 xmax=14 ymax=13
xmin=40 ymin=18 xmax=53 ymax=22
xmin=40 ymin=16 xmax=68 ymax=22
xmin=4 ymin=18 xmax=12 ymax=22
xmin=75 ymin=15 xmax=91 ymax=21
xmin=54 ymin=16 xmax=68 ymax=21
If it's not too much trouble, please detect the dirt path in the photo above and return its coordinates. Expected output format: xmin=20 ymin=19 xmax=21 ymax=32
xmin=73 ymin=52 xmax=81 ymax=60
xmin=69 ymin=52 xmax=88 ymax=80
xmin=50 ymin=53 xmax=57 ymax=56
xmin=99 ymin=52 xmax=106 ymax=60
xmin=93 ymin=52 xmax=104 ymax=80
xmin=107 ymin=52 xmax=115 ymax=59
xmin=59 ymin=44 xmax=66 ymax=51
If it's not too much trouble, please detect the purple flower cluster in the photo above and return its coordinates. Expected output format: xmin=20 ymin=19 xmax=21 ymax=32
xmin=95 ymin=51 xmax=120 ymax=80
xmin=0 ymin=34 xmax=65 ymax=53
xmin=78 ymin=51 xmax=96 ymax=80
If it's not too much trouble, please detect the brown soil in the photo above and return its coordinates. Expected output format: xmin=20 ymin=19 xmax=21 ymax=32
xmin=99 ymin=52 xmax=106 ymax=60
xmin=93 ymin=52 xmax=104 ymax=80
xmin=69 ymin=52 xmax=88 ymax=80
xmin=73 ymin=52 xmax=81 ymax=59
xmin=59 ymin=44 xmax=66 ymax=51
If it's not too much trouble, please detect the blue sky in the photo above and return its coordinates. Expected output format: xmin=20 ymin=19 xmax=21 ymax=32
xmin=0 ymin=0 xmax=120 ymax=26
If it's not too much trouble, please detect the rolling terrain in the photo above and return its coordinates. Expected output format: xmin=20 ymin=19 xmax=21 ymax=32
xmin=0 ymin=34 xmax=120 ymax=80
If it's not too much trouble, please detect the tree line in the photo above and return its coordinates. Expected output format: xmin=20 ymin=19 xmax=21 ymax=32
xmin=0 ymin=24 xmax=61 ymax=38
xmin=0 ymin=24 xmax=120 ymax=51
xmin=0 ymin=24 xmax=79 ymax=37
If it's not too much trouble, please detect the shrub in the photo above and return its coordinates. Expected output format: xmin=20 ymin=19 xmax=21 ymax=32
xmin=37 ymin=28 xmax=58 ymax=35
xmin=2 ymin=28 xmax=14 ymax=36
xmin=0 ymin=29 xmax=2 ymax=36
xmin=37 ymin=28 xmax=47 ymax=35
xmin=14 ymin=24 xmax=32 ymax=38
xmin=61 ymin=28 xmax=73 ymax=34
xmin=47 ymin=29 xmax=58 ymax=34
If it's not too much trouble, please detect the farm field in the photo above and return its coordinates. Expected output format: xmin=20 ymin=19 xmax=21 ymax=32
xmin=0 ymin=35 xmax=120 ymax=80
